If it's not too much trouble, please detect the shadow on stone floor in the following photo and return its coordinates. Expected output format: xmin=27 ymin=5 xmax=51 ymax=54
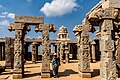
xmin=58 ymin=69 xmax=78 ymax=77
xmin=92 ymin=69 xmax=100 ymax=77
xmin=25 ymin=72 xmax=41 ymax=78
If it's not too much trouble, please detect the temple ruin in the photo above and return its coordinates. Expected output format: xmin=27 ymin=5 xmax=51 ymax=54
xmin=0 ymin=0 xmax=120 ymax=80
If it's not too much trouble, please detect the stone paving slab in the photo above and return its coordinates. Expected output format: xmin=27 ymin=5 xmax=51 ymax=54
xmin=0 ymin=61 xmax=119 ymax=80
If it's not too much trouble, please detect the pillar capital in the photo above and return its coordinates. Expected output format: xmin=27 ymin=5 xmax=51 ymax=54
xmin=8 ymin=22 xmax=31 ymax=32
xmin=35 ymin=24 xmax=56 ymax=33
xmin=95 ymin=8 xmax=119 ymax=20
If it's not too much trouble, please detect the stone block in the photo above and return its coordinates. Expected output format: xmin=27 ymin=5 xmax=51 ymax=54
xmin=41 ymin=72 xmax=50 ymax=78
xmin=15 ymin=16 xmax=44 ymax=24
xmin=13 ymin=74 xmax=22 ymax=79
xmin=79 ymin=71 xmax=91 ymax=78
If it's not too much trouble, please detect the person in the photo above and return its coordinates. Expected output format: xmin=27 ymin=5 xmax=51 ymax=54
xmin=52 ymin=53 xmax=60 ymax=78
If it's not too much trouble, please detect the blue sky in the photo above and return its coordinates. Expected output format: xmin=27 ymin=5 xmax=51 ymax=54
xmin=0 ymin=0 xmax=99 ymax=40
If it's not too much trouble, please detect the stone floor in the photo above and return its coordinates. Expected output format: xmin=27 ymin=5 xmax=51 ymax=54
xmin=0 ymin=61 xmax=119 ymax=80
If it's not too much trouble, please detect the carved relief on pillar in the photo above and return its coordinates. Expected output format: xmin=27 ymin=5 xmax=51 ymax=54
xmin=100 ymin=19 xmax=116 ymax=80
xmin=60 ymin=42 xmax=64 ymax=64
xmin=115 ymin=39 xmax=120 ymax=65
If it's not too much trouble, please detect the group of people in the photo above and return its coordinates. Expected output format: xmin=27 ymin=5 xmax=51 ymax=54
xmin=52 ymin=53 xmax=60 ymax=78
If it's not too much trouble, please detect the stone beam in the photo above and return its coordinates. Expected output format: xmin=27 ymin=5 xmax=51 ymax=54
xmin=15 ymin=16 xmax=44 ymax=24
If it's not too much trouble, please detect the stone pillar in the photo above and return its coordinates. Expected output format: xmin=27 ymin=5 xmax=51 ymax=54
xmin=13 ymin=29 xmax=25 ymax=79
xmin=8 ymin=23 xmax=27 ymax=79
xmin=3 ymin=44 xmax=5 ymax=60
xmin=32 ymin=42 xmax=37 ymax=63
xmin=60 ymin=42 xmax=64 ymax=64
xmin=64 ymin=42 xmax=69 ymax=63
xmin=5 ymin=38 xmax=13 ymax=68
xmin=0 ymin=45 xmax=2 ymax=60
xmin=36 ymin=44 xmax=39 ymax=61
xmin=115 ymin=38 xmax=120 ymax=67
xmin=54 ymin=43 xmax=60 ymax=57
xmin=80 ymin=19 xmax=92 ymax=78
xmin=91 ymin=41 xmax=96 ymax=63
xmin=36 ymin=24 xmax=56 ymax=78
xmin=100 ymin=19 xmax=116 ymax=80
xmin=73 ymin=18 xmax=92 ymax=78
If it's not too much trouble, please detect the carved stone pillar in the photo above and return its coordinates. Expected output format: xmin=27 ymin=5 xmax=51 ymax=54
xmin=13 ymin=29 xmax=25 ymax=79
xmin=35 ymin=24 xmax=56 ymax=78
xmin=54 ymin=43 xmax=60 ymax=57
xmin=73 ymin=18 xmax=92 ymax=78
xmin=60 ymin=42 xmax=64 ymax=64
xmin=5 ymin=38 xmax=13 ymax=68
xmin=100 ymin=19 xmax=116 ymax=80
xmin=91 ymin=41 xmax=96 ymax=62
xmin=64 ymin=42 xmax=69 ymax=63
xmin=8 ymin=23 xmax=26 ymax=79
xmin=115 ymin=38 xmax=120 ymax=67
xmin=0 ymin=45 xmax=2 ymax=60
xmin=80 ymin=19 xmax=92 ymax=78
xmin=32 ymin=42 xmax=37 ymax=63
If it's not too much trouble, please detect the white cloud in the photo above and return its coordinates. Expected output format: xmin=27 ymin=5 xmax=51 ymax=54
xmin=0 ymin=20 xmax=9 ymax=26
xmin=1 ymin=12 xmax=9 ymax=15
xmin=1 ymin=12 xmax=15 ymax=19
xmin=0 ymin=15 xmax=6 ymax=18
xmin=7 ymin=13 xmax=15 ymax=19
xmin=40 ymin=0 xmax=79 ymax=17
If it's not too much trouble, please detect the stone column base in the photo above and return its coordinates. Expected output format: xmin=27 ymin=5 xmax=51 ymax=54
xmin=41 ymin=72 xmax=50 ymax=78
xmin=13 ymin=74 xmax=22 ymax=79
xmin=79 ymin=71 xmax=91 ymax=78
